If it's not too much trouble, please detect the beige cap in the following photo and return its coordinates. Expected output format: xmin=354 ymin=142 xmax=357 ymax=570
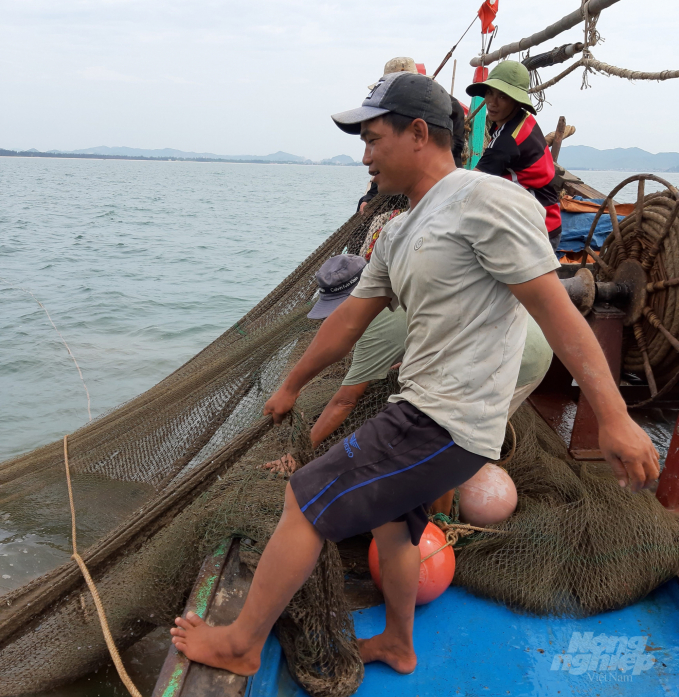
xmin=383 ymin=57 xmax=418 ymax=75
xmin=368 ymin=56 xmax=418 ymax=90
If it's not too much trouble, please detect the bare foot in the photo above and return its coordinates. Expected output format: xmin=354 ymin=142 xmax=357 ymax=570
xmin=358 ymin=632 xmax=417 ymax=674
xmin=260 ymin=453 xmax=298 ymax=476
xmin=170 ymin=612 xmax=261 ymax=675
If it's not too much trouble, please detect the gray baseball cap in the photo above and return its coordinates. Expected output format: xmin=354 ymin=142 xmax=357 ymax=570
xmin=308 ymin=254 xmax=367 ymax=319
xmin=332 ymin=72 xmax=454 ymax=135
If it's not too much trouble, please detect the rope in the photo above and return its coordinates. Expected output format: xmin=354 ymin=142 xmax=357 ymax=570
xmin=583 ymin=59 xmax=679 ymax=82
xmin=63 ymin=435 xmax=143 ymax=697
xmin=527 ymin=55 xmax=679 ymax=95
xmin=580 ymin=0 xmax=602 ymax=88
xmin=527 ymin=60 xmax=547 ymax=112
xmin=518 ymin=3 xmax=677 ymax=94
xmin=421 ymin=520 xmax=508 ymax=563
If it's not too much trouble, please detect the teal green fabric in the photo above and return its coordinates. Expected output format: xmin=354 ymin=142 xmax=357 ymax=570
xmin=517 ymin=314 xmax=553 ymax=387
xmin=342 ymin=307 xmax=408 ymax=386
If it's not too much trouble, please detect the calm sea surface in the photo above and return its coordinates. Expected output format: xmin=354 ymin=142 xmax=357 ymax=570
xmin=2 ymin=159 xmax=679 ymax=696
xmin=2 ymin=161 xmax=678 ymax=462
xmin=0 ymin=157 xmax=368 ymax=461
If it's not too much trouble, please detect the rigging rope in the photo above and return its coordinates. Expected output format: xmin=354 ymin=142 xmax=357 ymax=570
xmin=528 ymin=54 xmax=679 ymax=94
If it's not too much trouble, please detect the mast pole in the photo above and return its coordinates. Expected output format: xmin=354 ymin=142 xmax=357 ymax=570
xmin=470 ymin=0 xmax=621 ymax=67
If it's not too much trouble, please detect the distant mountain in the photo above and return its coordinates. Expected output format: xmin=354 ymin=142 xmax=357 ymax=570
xmin=3 ymin=146 xmax=364 ymax=166
xmin=59 ymin=146 xmax=308 ymax=163
xmin=320 ymin=154 xmax=356 ymax=165
xmin=559 ymin=146 xmax=679 ymax=172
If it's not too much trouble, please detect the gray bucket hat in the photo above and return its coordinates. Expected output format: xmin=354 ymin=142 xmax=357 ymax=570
xmin=307 ymin=254 xmax=367 ymax=319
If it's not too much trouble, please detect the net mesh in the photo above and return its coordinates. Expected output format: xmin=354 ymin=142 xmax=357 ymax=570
xmin=453 ymin=405 xmax=679 ymax=616
xmin=1 ymin=193 xmax=679 ymax=697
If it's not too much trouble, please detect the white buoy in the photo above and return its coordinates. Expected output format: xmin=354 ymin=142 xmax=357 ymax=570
xmin=458 ymin=464 xmax=518 ymax=527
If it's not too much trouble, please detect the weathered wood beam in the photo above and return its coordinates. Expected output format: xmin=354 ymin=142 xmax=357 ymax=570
xmin=470 ymin=0 xmax=621 ymax=67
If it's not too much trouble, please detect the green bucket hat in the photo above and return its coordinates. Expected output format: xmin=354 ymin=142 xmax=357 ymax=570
xmin=466 ymin=60 xmax=536 ymax=115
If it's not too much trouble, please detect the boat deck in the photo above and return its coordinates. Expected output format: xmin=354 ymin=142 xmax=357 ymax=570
xmin=249 ymin=578 xmax=679 ymax=697
xmin=153 ymin=536 xmax=679 ymax=697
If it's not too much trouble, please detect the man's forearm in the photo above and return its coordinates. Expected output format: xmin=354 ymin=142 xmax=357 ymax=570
xmin=281 ymin=296 xmax=390 ymax=395
xmin=310 ymin=383 xmax=368 ymax=447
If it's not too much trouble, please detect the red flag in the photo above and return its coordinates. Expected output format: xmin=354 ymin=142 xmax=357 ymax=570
xmin=478 ymin=0 xmax=498 ymax=34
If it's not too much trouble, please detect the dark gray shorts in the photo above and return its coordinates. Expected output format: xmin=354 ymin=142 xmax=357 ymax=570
xmin=290 ymin=401 xmax=486 ymax=545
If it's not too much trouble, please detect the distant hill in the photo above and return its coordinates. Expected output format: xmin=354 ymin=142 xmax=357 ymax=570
xmin=1 ymin=147 xmax=362 ymax=166
xmin=559 ymin=146 xmax=679 ymax=172
xmin=57 ymin=146 xmax=308 ymax=163
xmin=320 ymin=154 xmax=356 ymax=165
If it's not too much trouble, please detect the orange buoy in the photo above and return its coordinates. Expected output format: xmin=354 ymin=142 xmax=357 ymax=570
xmin=458 ymin=463 xmax=517 ymax=527
xmin=368 ymin=522 xmax=455 ymax=605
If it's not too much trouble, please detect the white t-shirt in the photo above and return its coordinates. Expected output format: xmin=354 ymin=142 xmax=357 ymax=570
xmin=351 ymin=169 xmax=560 ymax=459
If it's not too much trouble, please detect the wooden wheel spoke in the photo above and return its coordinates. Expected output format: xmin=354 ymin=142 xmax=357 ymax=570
xmin=631 ymin=179 xmax=645 ymax=261
xmin=585 ymin=246 xmax=612 ymax=277
xmin=642 ymin=307 xmax=679 ymax=354
xmin=633 ymin=322 xmax=658 ymax=397
xmin=646 ymin=276 xmax=679 ymax=293
xmin=607 ymin=197 xmax=627 ymax=259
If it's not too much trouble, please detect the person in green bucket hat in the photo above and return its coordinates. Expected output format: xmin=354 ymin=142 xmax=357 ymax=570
xmin=466 ymin=60 xmax=562 ymax=252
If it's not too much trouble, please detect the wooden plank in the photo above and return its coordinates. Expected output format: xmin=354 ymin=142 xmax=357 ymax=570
xmin=152 ymin=538 xmax=253 ymax=697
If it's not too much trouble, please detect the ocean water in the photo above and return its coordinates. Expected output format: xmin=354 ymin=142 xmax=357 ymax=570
xmin=2 ymin=162 xmax=678 ymax=463
xmin=2 ymin=159 xmax=679 ymax=697
xmin=0 ymin=157 xmax=368 ymax=461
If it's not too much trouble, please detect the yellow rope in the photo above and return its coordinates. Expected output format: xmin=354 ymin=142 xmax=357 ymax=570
xmin=63 ymin=435 xmax=143 ymax=697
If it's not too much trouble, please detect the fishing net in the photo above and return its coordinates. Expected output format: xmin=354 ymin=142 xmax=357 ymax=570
xmin=1 ymin=189 xmax=679 ymax=697
xmin=0 ymin=193 xmax=405 ymax=697
xmin=453 ymin=405 xmax=679 ymax=616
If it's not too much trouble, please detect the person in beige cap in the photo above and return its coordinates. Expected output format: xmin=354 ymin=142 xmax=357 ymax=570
xmin=358 ymin=57 xmax=465 ymax=214
xmin=466 ymin=60 xmax=562 ymax=250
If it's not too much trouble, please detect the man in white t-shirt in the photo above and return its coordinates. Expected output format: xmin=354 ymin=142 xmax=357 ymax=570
xmin=171 ymin=72 xmax=659 ymax=678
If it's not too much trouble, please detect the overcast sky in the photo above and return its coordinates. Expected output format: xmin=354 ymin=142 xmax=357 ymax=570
xmin=1 ymin=0 xmax=677 ymax=161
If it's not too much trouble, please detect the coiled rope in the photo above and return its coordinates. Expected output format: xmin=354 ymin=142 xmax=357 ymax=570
xmin=591 ymin=178 xmax=679 ymax=405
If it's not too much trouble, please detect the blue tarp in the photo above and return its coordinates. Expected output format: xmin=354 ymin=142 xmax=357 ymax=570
xmin=560 ymin=197 xmax=624 ymax=254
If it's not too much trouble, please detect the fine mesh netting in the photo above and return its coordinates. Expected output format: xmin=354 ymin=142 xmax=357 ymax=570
xmin=1 ymin=193 xmax=679 ymax=697
xmin=452 ymin=405 xmax=679 ymax=615
xmin=0 ymin=194 xmax=408 ymax=697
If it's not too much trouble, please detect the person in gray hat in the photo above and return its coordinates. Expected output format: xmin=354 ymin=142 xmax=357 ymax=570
xmin=306 ymin=254 xmax=367 ymax=319
xmin=265 ymin=253 xmax=408 ymax=474
xmin=171 ymin=72 xmax=659 ymax=680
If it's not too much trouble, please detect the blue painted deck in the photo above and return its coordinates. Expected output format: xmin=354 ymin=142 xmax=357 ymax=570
xmin=247 ymin=579 xmax=679 ymax=697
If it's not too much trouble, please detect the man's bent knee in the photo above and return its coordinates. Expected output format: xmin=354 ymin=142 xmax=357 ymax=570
xmin=284 ymin=481 xmax=302 ymax=512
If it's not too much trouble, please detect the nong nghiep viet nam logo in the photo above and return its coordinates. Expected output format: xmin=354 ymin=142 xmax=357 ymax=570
xmin=550 ymin=632 xmax=656 ymax=679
